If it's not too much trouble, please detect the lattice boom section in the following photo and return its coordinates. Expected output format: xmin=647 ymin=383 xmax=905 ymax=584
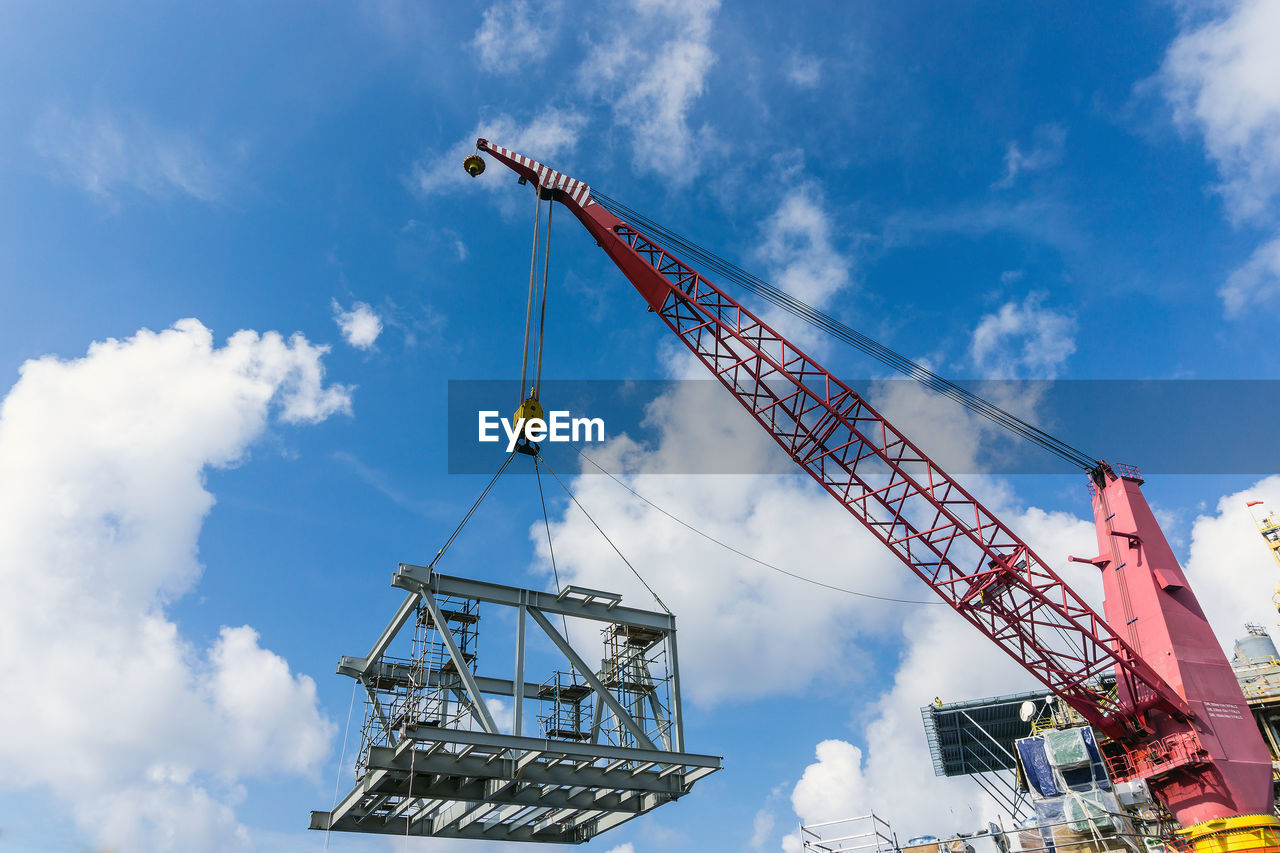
xmin=610 ymin=223 xmax=1187 ymax=732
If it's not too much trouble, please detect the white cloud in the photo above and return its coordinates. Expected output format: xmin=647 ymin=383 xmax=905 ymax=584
xmin=1161 ymin=0 xmax=1280 ymax=224
xmin=754 ymin=186 xmax=854 ymax=351
xmin=993 ymin=123 xmax=1066 ymax=189
xmin=789 ymin=740 xmax=871 ymax=826
xmin=332 ymin=298 xmax=384 ymax=349
xmin=472 ymin=0 xmax=561 ymax=73
xmin=578 ymin=0 xmax=721 ymax=182
xmin=1184 ymin=475 xmax=1280 ymax=650
xmin=31 ymin=107 xmax=223 ymax=203
xmin=1159 ymin=1 xmax=1280 ymax=317
xmin=969 ymin=292 xmax=1077 ymax=379
xmin=533 ymin=370 xmax=930 ymax=706
xmin=0 ymin=319 xmax=348 ymax=850
xmin=751 ymin=808 xmax=777 ymax=850
xmin=409 ymin=107 xmax=587 ymax=197
xmin=785 ymin=54 xmax=822 ymax=88
xmin=1220 ymin=233 xmax=1280 ymax=317
xmin=758 ymin=188 xmax=851 ymax=309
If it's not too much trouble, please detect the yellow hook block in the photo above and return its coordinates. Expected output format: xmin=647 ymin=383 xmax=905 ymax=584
xmin=511 ymin=394 xmax=545 ymax=440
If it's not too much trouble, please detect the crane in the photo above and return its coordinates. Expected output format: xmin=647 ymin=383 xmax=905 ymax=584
xmin=467 ymin=139 xmax=1278 ymax=848
xmin=1246 ymin=501 xmax=1280 ymax=616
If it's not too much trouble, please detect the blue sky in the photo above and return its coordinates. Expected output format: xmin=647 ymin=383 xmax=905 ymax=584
xmin=3 ymin=1 xmax=1280 ymax=851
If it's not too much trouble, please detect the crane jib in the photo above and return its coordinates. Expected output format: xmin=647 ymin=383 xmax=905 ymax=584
xmin=471 ymin=139 xmax=1277 ymax=827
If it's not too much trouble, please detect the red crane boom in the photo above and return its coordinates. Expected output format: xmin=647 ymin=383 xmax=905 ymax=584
xmin=472 ymin=139 xmax=1275 ymax=832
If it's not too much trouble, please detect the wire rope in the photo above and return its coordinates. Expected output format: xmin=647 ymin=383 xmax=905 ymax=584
xmin=519 ymin=193 xmax=541 ymax=404
xmin=534 ymin=201 xmax=553 ymax=398
xmin=428 ymin=452 xmax=515 ymax=569
xmin=591 ymin=190 xmax=1098 ymax=472
xmin=538 ymin=454 xmax=672 ymax=614
xmin=568 ymin=442 xmax=941 ymax=606
xmin=322 ymin=678 xmax=358 ymax=852
xmin=534 ymin=457 xmax=573 ymax=641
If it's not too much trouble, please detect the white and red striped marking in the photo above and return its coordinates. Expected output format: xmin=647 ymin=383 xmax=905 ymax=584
xmin=481 ymin=142 xmax=594 ymax=208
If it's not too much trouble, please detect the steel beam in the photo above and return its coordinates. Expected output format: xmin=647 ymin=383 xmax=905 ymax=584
xmin=419 ymin=592 xmax=498 ymax=734
xmin=364 ymin=745 xmax=694 ymax=794
xmin=357 ymin=591 xmax=420 ymax=674
xmin=395 ymin=566 xmax=674 ymax=631
xmin=514 ymin=592 xmax=526 ymax=737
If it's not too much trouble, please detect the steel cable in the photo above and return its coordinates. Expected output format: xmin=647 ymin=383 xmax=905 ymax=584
xmin=592 ymin=191 xmax=1098 ymax=471
xmin=568 ymin=442 xmax=940 ymax=606
xmin=428 ymin=452 xmax=515 ymax=569
xmin=538 ymin=454 xmax=672 ymax=614
xmin=519 ymin=193 xmax=541 ymax=405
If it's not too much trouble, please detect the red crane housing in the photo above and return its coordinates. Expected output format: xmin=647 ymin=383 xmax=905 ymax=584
xmin=472 ymin=139 xmax=1277 ymax=836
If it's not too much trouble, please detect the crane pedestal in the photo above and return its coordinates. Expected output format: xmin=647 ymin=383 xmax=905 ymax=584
xmin=1088 ymin=464 xmax=1275 ymax=825
xmin=1183 ymin=815 xmax=1280 ymax=853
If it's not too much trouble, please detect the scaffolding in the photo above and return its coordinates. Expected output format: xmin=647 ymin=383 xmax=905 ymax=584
xmin=311 ymin=565 xmax=721 ymax=844
xmin=800 ymin=813 xmax=899 ymax=853
xmin=601 ymin=622 xmax=674 ymax=751
xmin=537 ymin=671 xmax=593 ymax=741
xmin=800 ymin=810 xmax=1163 ymax=853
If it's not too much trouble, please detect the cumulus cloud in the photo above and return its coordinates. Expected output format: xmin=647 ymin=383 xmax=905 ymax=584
xmin=754 ymin=186 xmax=854 ymax=351
xmin=751 ymin=808 xmax=777 ymax=850
xmin=1161 ymin=0 xmax=1280 ymax=224
xmin=1184 ymin=475 xmax=1280 ymax=650
xmin=0 ymin=319 xmax=347 ymax=850
xmin=1159 ymin=1 xmax=1280 ymax=316
xmin=472 ymin=0 xmax=562 ymax=73
xmin=31 ymin=107 xmax=224 ymax=203
xmin=332 ymin=298 xmax=384 ymax=349
xmin=969 ymin=292 xmax=1077 ymax=379
xmin=789 ymin=740 xmax=871 ymax=826
xmin=758 ymin=188 xmax=851 ymax=309
xmin=578 ymin=0 xmax=721 ymax=182
xmin=993 ymin=123 xmax=1066 ymax=189
xmin=1220 ymin=233 xmax=1280 ymax=317
xmin=534 ymin=400 xmax=912 ymax=705
xmin=409 ymin=107 xmax=587 ymax=196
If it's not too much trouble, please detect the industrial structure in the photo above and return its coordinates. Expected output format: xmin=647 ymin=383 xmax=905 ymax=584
xmin=311 ymin=565 xmax=720 ymax=843
xmin=1247 ymin=501 xmax=1280 ymax=616
xmin=915 ymin=624 xmax=1280 ymax=845
xmin=436 ymin=139 xmax=1280 ymax=851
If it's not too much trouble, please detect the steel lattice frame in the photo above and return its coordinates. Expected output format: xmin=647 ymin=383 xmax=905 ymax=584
xmin=311 ymin=566 xmax=720 ymax=844
xmin=473 ymin=138 xmax=1192 ymax=741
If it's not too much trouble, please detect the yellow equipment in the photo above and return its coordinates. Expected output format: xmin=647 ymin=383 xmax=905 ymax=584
xmin=508 ymin=393 xmax=544 ymax=454
xmin=1247 ymin=501 xmax=1280 ymax=616
xmin=512 ymin=393 xmax=544 ymax=431
xmin=1182 ymin=815 xmax=1280 ymax=853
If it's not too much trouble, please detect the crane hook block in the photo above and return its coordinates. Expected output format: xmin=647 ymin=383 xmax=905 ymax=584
xmin=510 ymin=394 xmax=545 ymax=456
xmin=463 ymin=154 xmax=486 ymax=177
